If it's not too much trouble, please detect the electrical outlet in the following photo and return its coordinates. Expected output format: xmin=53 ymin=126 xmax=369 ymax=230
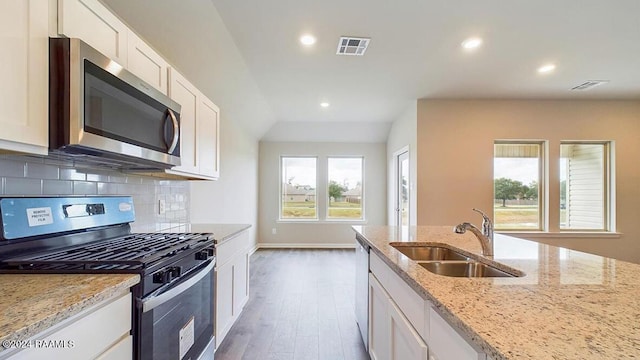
xmin=158 ymin=199 xmax=166 ymax=214
xmin=272 ymin=228 xmax=277 ymax=235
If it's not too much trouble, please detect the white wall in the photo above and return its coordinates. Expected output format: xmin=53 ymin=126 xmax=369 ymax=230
xmin=386 ymin=101 xmax=418 ymax=226
xmin=259 ymin=142 xmax=387 ymax=246
xmin=190 ymin=120 xmax=259 ymax=244
xmin=416 ymin=99 xmax=640 ymax=263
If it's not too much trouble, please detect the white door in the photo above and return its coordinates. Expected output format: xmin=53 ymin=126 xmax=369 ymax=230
xmin=395 ymin=150 xmax=410 ymax=227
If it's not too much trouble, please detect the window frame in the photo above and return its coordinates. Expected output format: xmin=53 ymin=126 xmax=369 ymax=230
xmin=326 ymin=156 xmax=365 ymax=221
xmin=279 ymin=156 xmax=318 ymax=221
xmin=493 ymin=140 xmax=546 ymax=231
xmin=559 ymin=141 xmax=611 ymax=232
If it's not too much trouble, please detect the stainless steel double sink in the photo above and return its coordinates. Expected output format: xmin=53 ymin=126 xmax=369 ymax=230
xmin=390 ymin=243 xmax=522 ymax=278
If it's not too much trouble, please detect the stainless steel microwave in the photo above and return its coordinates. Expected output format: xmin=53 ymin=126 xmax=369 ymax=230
xmin=49 ymin=38 xmax=181 ymax=170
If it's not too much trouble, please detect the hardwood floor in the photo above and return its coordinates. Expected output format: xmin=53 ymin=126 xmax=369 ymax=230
xmin=215 ymin=249 xmax=370 ymax=360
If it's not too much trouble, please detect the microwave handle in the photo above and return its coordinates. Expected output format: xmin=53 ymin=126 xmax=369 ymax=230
xmin=165 ymin=109 xmax=180 ymax=154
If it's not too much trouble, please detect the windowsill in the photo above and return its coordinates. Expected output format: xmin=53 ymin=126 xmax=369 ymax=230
xmin=498 ymin=231 xmax=622 ymax=239
xmin=277 ymin=219 xmax=368 ymax=225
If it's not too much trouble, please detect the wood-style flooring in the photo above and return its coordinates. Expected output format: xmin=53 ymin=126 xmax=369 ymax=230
xmin=215 ymin=249 xmax=370 ymax=360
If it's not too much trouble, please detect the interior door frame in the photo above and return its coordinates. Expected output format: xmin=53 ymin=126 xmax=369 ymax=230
xmin=393 ymin=146 xmax=410 ymax=227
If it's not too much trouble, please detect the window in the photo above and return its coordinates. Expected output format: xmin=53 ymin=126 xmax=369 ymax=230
xmin=327 ymin=157 xmax=363 ymax=220
xmin=494 ymin=142 xmax=543 ymax=230
xmin=281 ymin=157 xmax=317 ymax=219
xmin=560 ymin=142 xmax=609 ymax=231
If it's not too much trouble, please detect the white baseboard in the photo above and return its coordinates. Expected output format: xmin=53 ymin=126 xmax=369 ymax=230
xmin=257 ymin=243 xmax=356 ymax=249
xmin=248 ymin=244 xmax=259 ymax=255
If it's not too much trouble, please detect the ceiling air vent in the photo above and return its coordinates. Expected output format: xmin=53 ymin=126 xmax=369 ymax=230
xmin=571 ymin=80 xmax=609 ymax=91
xmin=336 ymin=36 xmax=370 ymax=56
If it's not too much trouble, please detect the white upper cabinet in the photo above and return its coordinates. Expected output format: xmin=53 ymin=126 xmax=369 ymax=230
xmin=0 ymin=0 xmax=49 ymax=155
xmin=58 ymin=0 xmax=128 ymax=66
xmin=127 ymin=30 xmax=169 ymax=94
xmin=168 ymin=69 xmax=199 ymax=175
xmin=167 ymin=68 xmax=220 ymax=180
xmin=197 ymin=96 xmax=220 ymax=179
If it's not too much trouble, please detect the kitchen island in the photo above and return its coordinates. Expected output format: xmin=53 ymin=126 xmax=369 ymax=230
xmin=353 ymin=225 xmax=640 ymax=360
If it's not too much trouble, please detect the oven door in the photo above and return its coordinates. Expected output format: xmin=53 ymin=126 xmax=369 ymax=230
xmin=138 ymin=260 xmax=215 ymax=360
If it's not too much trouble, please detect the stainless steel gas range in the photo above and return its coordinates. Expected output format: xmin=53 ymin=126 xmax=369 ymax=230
xmin=0 ymin=196 xmax=215 ymax=360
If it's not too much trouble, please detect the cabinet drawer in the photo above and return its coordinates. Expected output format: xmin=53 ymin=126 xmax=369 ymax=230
xmin=216 ymin=231 xmax=250 ymax=265
xmin=6 ymin=293 xmax=131 ymax=360
xmin=95 ymin=335 xmax=132 ymax=360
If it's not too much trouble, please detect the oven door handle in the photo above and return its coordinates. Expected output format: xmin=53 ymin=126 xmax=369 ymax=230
xmin=142 ymin=259 xmax=215 ymax=312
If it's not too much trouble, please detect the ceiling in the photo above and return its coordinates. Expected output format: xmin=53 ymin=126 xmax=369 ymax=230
xmin=212 ymin=0 xmax=640 ymax=137
xmin=104 ymin=0 xmax=640 ymax=142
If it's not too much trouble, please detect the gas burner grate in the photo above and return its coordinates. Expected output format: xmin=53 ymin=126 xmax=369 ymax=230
xmin=1 ymin=233 xmax=213 ymax=273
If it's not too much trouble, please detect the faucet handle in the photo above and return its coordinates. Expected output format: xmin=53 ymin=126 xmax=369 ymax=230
xmin=472 ymin=208 xmax=490 ymax=221
xmin=472 ymin=208 xmax=493 ymax=240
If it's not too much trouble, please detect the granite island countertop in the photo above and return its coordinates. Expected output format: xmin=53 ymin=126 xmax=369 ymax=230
xmin=187 ymin=223 xmax=251 ymax=245
xmin=353 ymin=225 xmax=640 ymax=360
xmin=0 ymin=274 xmax=139 ymax=347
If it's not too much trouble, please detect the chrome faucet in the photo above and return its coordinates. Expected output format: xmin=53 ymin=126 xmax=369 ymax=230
xmin=454 ymin=208 xmax=494 ymax=257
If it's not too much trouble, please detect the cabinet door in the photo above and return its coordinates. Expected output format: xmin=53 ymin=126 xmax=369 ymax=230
xmin=429 ymin=308 xmax=486 ymax=360
xmin=58 ymin=0 xmax=128 ymax=65
xmin=232 ymin=252 xmax=249 ymax=316
xmin=127 ymin=31 xmax=168 ymax=94
xmin=168 ymin=69 xmax=199 ymax=175
xmin=197 ymin=96 xmax=220 ymax=179
xmin=389 ymin=300 xmax=428 ymax=360
xmin=216 ymin=262 xmax=234 ymax=348
xmin=0 ymin=0 xmax=48 ymax=155
xmin=369 ymin=274 xmax=390 ymax=360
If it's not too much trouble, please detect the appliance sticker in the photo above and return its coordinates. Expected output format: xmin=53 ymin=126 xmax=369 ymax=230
xmin=179 ymin=316 xmax=195 ymax=359
xmin=118 ymin=202 xmax=132 ymax=212
xmin=26 ymin=207 xmax=54 ymax=227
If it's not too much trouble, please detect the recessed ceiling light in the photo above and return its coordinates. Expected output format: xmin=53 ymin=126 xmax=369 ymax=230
xmin=300 ymin=34 xmax=316 ymax=46
xmin=537 ymin=63 xmax=556 ymax=74
xmin=461 ymin=37 xmax=482 ymax=50
xmin=320 ymin=102 xmax=330 ymax=108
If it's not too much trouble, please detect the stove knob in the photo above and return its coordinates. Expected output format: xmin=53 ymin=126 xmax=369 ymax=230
xmin=195 ymin=250 xmax=209 ymax=260
xmin=153 ymin=270 xmax=168 ymax=284
xmin=169 ymin=266 xmax=182 ymax=278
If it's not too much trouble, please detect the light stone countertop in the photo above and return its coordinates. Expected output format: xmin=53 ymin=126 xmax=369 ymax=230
xmin=187 ymin=223 xmax=251 ymax=245
xmin=0 ymin=274 xmax=139 ymax=346
xmin=353 ymin=225 xmax=640 ymax=360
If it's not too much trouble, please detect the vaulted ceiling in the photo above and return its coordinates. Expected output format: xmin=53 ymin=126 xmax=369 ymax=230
xmin=105 ymin=0 xmax=640 ymax=142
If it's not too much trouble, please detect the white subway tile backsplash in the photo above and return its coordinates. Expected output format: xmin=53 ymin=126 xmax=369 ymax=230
xmin=1 ymin=157 xmax=189 ymax=232
xmin=5 ymin=178 xmax=42 ymax=195
xmin=43 ymin=180 xmax=73 ymax=195
xmin=73 ymin=181 xmax=97 ymax=195
xmin=25 ymin=163 xmax=59 ymax=179
xmin=0 ymin=159 xmax=26 ymax=178
xmin=60 ymin=168 xmax=86 ymax=181
xmin=86 ymin=173 xmax=110 ymax=182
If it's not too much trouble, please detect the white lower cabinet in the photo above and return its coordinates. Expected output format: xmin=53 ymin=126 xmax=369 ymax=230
xmin=428 ymin=307 xmax=486 ymax=360
xmin=389 ymin=300 xmax=429 ymax=360
xmin=1 ymin=292 xmax=132 ymax=360
xmin=368 ymin=251 xmax=487 ymax=360
xmin=369 ymin=273 xmax=428 ymax=360
xmin=215 ymin=230 xmax=251 ymax=348
xmin=369 ymin=273 xmax=390 ymax=360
